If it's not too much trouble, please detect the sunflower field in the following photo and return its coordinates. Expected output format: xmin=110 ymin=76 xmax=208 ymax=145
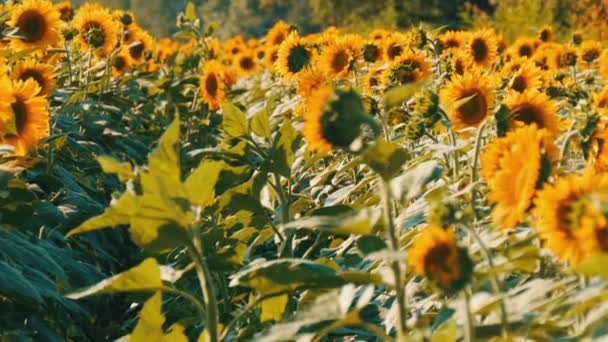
xmin=5 ymin=0 xmax=608 ymax=341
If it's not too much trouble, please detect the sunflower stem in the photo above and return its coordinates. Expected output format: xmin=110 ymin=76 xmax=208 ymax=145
xmin=380 ymin=178 xmax=407 ymax=339
xmin=471 ymin=120 xmax=487 ymax=183
xmin=64 ymin=41 xmax=73 ymax=86
xmin=462 ymin=288 xmax=475 ymax=342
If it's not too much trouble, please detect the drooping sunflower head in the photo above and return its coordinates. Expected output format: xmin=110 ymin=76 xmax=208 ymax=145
xmin=504 ymin=90 xmax=559 ymax=137
xmin=384 ymin=52 xmax=431 ymax=87
xmin=407 ymin=225 xmax=472 ymax=291
xmin=538 ymin=25 xmax=554 ymax=43
xmin=54 ymin=1 xmax=74 ymax=22
xmin=111 ymin=47 xmax=133 ymax=76
xmin=72 ymin=4 xmax=119 ymax=57
xmin=439 ymin=30 xmax=467 ymax=53
xmin=2 ymin=79 xmax=49 ymax=156
xmin=580 ymin=40 xmax=602 ymax=64
xmin=303 ymin=86 xmax=379 ymax=154
xmin=319 ymin=35 xmax=362 ymax=79
xmin=199 ymin=60 xmax=226 ymax=112
xmin=8 ymin=0 xmax=62 ymax=52
xmin=12 ymin=59 xmax=56 ymax=97
xmin=275 ymin=32 xmax=312 ymax=81
xmin=507 ymin=60 xmax=544 ymax=93
xmin=296 ymin=67 xmax=327 ymax=104
xmin=482 ymin=125 xmax=557 ymax=230
xmin=466 ymin=28 xmax=498 ymax=68
xmin=233 ymin=51 xmax=258 ymax=77
xmin=533 ymin=170 xmax=608 ymax=264
xmin=440 ymin=70 xmax=495 ymax=131
xmin=265 ymin=20 xmax=290 ymax=46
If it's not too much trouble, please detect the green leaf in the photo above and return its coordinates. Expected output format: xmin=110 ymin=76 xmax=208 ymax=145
xmin=149 ymin=115 xmax=181 ymax=181
xmin=185 ymin=160 xmax=224 ymax=207
xmin=271 ymin=120 xmax=299 ymax=177
xmin=282 ymin=207 xmax=382 ymax=236
xmin=260 ymin=294 xmax=289 ymax=322
xmin=130 ymin=291 xmax=188 ymax=342
xmin=362 ymin=140 xmax=409 ymax=179
xmin=251 ymin=104 xmax=272 ymax=139
xmin=451 ymin=92 xmax=478 ymax=109
xmin=97 ymin=156 xmax=134 ymax=182
xmin=66 ymin=192 xmax=138 ymax=237
xmin=0 ymin=261 xmax=42 ymax=303
xmin=383 ymin=80 xmax=429 ymax=109
xmin=222 ymin=102 xmax=249 ymax=137
xmin=431 ymin=320 xmax=458 ymax=342
xmin=184 ymin=1 xmax=197 ymax=22
xmin=572 ymin=253 xmax=608 ymax=278
xmin=65 ymin=258 xmax=162 ymax=299
xmin=390 ymin=160 xmax=442 ymax=201
xmin=356 ymin=235 xmax=387 ymax=256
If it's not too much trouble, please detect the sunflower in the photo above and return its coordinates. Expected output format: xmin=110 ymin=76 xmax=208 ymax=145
xmin=54 ymin=1 xmax=74 ymax=22
xmin=2 ymin=79 xmax=49 ymax=156
xmin=383 ymin=52 xmax=431 ymax=87
xmin=407 ymin=225 xmax=471 ymax=291
xmin=440 ymin=71 xmax=494 ymax=131
xmin=72 ymin=4 xmax=119 ymax=57
xmin=450 ymin=50 xmax=473 ymax=77
xmin=482 ymin=125 xmax=557 ymax=230
xmin=580 ymin=40 xmax=602 ymax=64
xmin=533 ymin=171 xmax=608 ymax=264
xmin=233 ymin=51 xmax=258 ymax=77
xmin=600 ymin=49 xmax=608 ymax=80
xmin=223 ymin=35 xmax=246 ymax=57
xmin=510 ymin=38 xmax=537 ymax=59
xmin=155 ymin=38 xmax=180 ymax=63
xmin=0 ymin=77 xmax=14 ymax=132
xmin=318 ymin=36 xmax=361 ymax=79
xmin=296 ymin=67 xmax=327 ymax=104
xmin=362 ymin=41 xmax=383 ymax=64
xmin=126 ymin=27 xmax=154 ymax=64
xmin=265 ymin=20 xmax=290 ymax=46
xmin=363 ymin=64 xmax=386 ymax=96
xmin=303 ymin=86 xmax=335 ymax=154
xmin=199 ymin=60 xmax=226 ymax=111
xmin=538 ymin=25 xmax=554 ymax=43
xmin=587 ymin=116 xmax=608 ymax=171
xmin=205 ymin=37 xmax=221 ymax=59
xmin=111 ymin=48 xmax=133 ymax=76
xmin=439 ymin=30 xmax=466 ymax=52
xmin=275 ymin=32 xmax=312 ymax=81
xmin=594 ymin=87 xmax=608 ymax=115
xmin=247 ymin=38 xmax=261 ymax=50
xmin=264 ymin=44 xmax=280 ymax=70
xmin=382 ymin=32 xmax=410 ymax=62
xmin=8 ymin=0 xmax=62 ymax=52
xmin=465 ymin=29 xmax=498 ymax=68
xmin=504 ymin=90 xmax=559 ymax=137
xmin=370 ymin=29 xmax=390 ymax=41
xmin=12 ymin=59 xmax=56 ymax=97
xmin=507 ymin=61 xmax=544 ymax=93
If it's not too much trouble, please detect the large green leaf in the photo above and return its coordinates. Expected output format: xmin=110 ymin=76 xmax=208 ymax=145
xmin=66 ymin=192 xmax=138 ymax=237
xmin=65 ymin=258 xmax=162 ymax=299
xmin=148 ymin=115 xmax=181 ymax=181
xmin=222 ymin=102 xmax=249 ymax=137
xmin=185 ymin=160 xmax=225 ymax=208
xmin=97 ymin=156 xmax=134 ymax=182
xmin=362 ymin=140 xmax=409 ymax=180
xmin=282 ymin=207 xmax=382 ymax=236
xmin=572 ymin=253 xmax=608 ymax=278
xmin=270 ymin=120 xmax=300 ymax=177
xmin=129 ymin=291 xmax=188 ymax=342
xmin=0 ymin=261 xmax=42 ymax=303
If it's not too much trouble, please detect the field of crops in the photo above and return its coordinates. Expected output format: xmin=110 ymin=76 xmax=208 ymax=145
xmin=4 ymin=0 xmax=608 ymax=341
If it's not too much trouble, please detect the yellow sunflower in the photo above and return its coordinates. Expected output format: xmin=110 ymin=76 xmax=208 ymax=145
xmin=233 ymin=51 xmax=258 ymax=77
xmin=0 ymin=77 xmax=14 ymax=132
xmin=318 ymin=36 xmax=361 ymax=79
xmin=363 ymin=64 xmax=386 ymax=96
xmin=600 ymin=49 xmax=608 ymax=80
xmin=205 ymin=37 xmax=221 ymax=59
xmin=111 ymin=48 xmax=133 ymax=76
xmin=439 ymin=30 xmax=466 ymax=52
xmin=264 ymin=45 xmax=279 ymax=70
xmin=482 ymin=125 xmax=557 ymax=230
xmin=407 ymin=225 xmax=471 ymax=291
xmin=465 ymin=29 xmax=498 ymax=68
xmin=580 ymin=40 xmax=602 ymax=65
xmin=223 ymin=35 xmax=246 ymax=57
xmin=2 ymin=79 xmax=49 ymax=156
xmin=265 ymin=20 xmax=290 ymax=46
xmin=440 ymin=71 xmax=495 ymax=131
xmin=504 ymin=90 xmax=559 ymax=137
xmin=8 ymin=0 xmax=62 ymax=52
xmin=510 ymin=38 xmax=537 ymax=59
xmin=362 ymin=41 xmax=383 ymax=64
xmin=370 ymin=29 xmax=390 ymax=41
xmin=533 ymin=170 xmax=608 ymax=264
xmin=126 ymin=27 xmax=154 ymax=64
xmin=538 ymin=25 xmax=554 ymax=43
xmin=382 ymin=32 xmax=410 ymax=62
xmin=383 ymin=52 xmax=432 ymax=87
xmin=12 ymin=59 xmax=56 ymax=97
xmin=72 ymin=4 xmax=119 ymax=57
xmin=54 ymin=1 xmax=74 ymax=22
xmin=275 ymin=32 xmax=312 ymax=81
xmin=303 ymin=86 xmax=335 ymax=155
xmin=587 ymin=116 xmax=608 ymax=171
xmin=296 ymin=67 xmax=327 ymax=104
xmin=155 ymin=38 xmax=180 ymax=63
xmin=507 ymin=61 xmax=544 ymax=93
xmin=199 ymin=60 xmax=226 ymax=111
xmin=450 ymin=50 xmax=473 ymax=77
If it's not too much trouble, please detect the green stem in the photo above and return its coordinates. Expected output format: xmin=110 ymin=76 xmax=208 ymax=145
xmin=188 ymin=237 xmax=219 ymax=342
xmin=462 ymin=288 xmax=475 ymax=342
xmin=162 ymin=285 xmax=206 ymax=321
xmin=448 ymin=127 xmax=460 ymax=179
xmin=471 ymin=120 xmax=486 ymax=183
xmin=380 ymin=179 xmax=407 ymax=338
xmin=302 ymin=232 xmax=326 ymax=259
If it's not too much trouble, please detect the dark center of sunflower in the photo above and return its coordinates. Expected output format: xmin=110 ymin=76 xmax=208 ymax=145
xmin=256 ymin=49 xmax=265 ymax=59
xmin=393 ymin=64 xmax=416 ymax=84
xmin=511 ymin=75 xmax=527 ymax=93
xmin=59 ymin=7 xmax=74 ymax=22
xmin=114 ymin=56 xmax=127 ymax=71
xmin=454 ymin=59 xmax=465 ymax=75
xmin=583 ymin=49 xmax=600 ymax=63
xmin=10 ymin=99 xmax=27 ymax=136
xmin=518 ymin=44 xmax=533 ymax=57
xmin=423 ymin=244 xmax=455 ymax=275
xmin=596 ymin=227 xmax=608 ymax=251
xmin=540 ymin=30 xmax=550 ymax=42
xmin=445 ymin=39 xmax=459 ymax=48
xmin=19 ymin=70 xmax=45 ymax=91
xmin=457 ymin=90 xmax=487 ymax=125
xmin=331 ymin=50 xmax=350 ymax=73
xmin=369 ymin=76 xmax=379 ymax=88
xmin=83 ymin=23 xmax=106 ymax=48
xmin=556 ymin=195 xmax=585 ymax=236
xmin=599 ymin=98 xmax=608 ymax=108
xmin=17 ymin=10 xmax=46 ymax=43
xmin=363 ymin=44 xmax=380 ymax=63
xmin=129 ymin=41 xmax=145 ymax=60
xmin=270 ymin=50 xmax=278 ymax=63
xmin=388 ymin=44 xmax=402 ymax=60
xmin=287 ymin=44 xmax=309 ymax=73
xmin=272 ymin=33 xmax=285 ymax=46
xmin=240 ymin=56 xmax=255 ymax=70
xmin=231 ymin=46 xmax=241 ymax=55
xmin=471 ymin=38 xmax=488 ymax=63
xmin=205 ymin=73 xmax=218 ymax=96
xmin=513 ymin=104 xmax=544 ymax=128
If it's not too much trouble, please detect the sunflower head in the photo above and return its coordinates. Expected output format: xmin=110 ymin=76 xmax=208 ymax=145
xmin=362 ymin=41 xmax=382 ymax=63
xmin=572 ymin=31 xmax=584 ymax=45
xmin=111 ymin=48 xmax=133 ymax=76
xmin=408 ymin=225 xmax=472 ymax=292
xmin=275 ymin=32 xmax=312 ymax=81
xmin=439 ymin=30 xmax=466 ymax=52
xmin=233 ymin=51 xmax=258 ymax=77
xmin=580 ymin=40 xmax=602 ymax=64
xmin=265 ymin=20 xmax=291 ymax=46
xmin=363 ymin=64 xmax=385 ymax=96
xmin=384 ymin=52 xmax=431 ymax=87
xmin=199 ymin=60 xmax=226 ymax=111
xmin=466 ymin=29 xmax=498 ymax=67
xmin=450 ymin=50 xmax=473 ymax=77
xmin=12 ymin=59 xmax=56 ymax=97
xmin=538 ymin=25 xmax=554 ymax=43
xmin=127 ymin=26 xmax=154 ymax=63
xmin=303 ymin=86 xmax=379 ymax=154
xmin=8 ymin=0 xmax=62 ymax=52
xmin=296 ymin=67 xmax=327 ymax=104
xmin=505 ymin=90 xmax=559 ymax=137
xmin=319 ymin=35 xmax=362 ymax=79
xmin=382 ymin=32 xmax=410 ymax=61
xmin=511 ymin=38 xmax=536 ymax=59
xmin=507 ymin=61 xmax=544 ymax=93
xmin=440 ymin=70 xmax=495 ymax=132
xmin=54 ymin=1 xmax=74 ymax=22
xmin=264 ymin=45 xmax=279 ymax=70
xmin=72 ymin=4 xmax=119 ymax=57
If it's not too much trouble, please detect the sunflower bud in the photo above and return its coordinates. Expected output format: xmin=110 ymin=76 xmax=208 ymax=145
xmin=572 ymin=31 xmax=583 ymax=45
xmin=362 ymin=43 xmax=381 ymax=63
xmin=120 ymin=13 xmax=134 ymax=26
xmin=62 ymin=27 xmax=77 ymax=41
xmin=404 ymin=116 xmax=425 ymax=140
xmin=560 ymin=50 xmax=577 ymax=67
xmin=414 ymin=28 xmax=427 ymax=49
xmin=414 ymin=89 xmax=440 ymax=126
